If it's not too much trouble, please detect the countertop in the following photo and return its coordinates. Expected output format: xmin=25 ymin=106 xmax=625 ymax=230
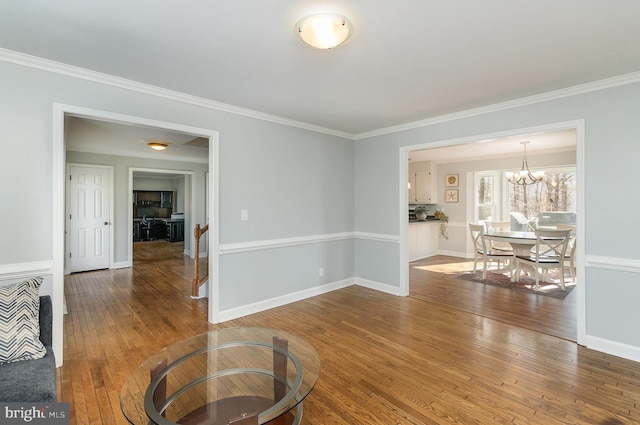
xmin=409 ymin=218 xmax=441 ymax=224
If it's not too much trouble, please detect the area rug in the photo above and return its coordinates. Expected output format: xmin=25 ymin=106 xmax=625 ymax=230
xmin=457 ymin=271 xmax=575 ymax=299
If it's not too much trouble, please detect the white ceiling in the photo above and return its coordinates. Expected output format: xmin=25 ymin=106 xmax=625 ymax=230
xmin=409 ymin=128 xmax=576 ymax=163
xmin=65 ymin=116 xmax=209 ymax=163
xmin=2 ymin=1 xmax=640 ymax=136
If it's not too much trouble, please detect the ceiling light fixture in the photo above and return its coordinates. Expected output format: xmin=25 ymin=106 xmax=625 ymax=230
xmin=295 ymin=13 xmax=353 ymax=49
xmin=147 ymin=142 xmax=169 ymax=151
xmin=506 ymin=141 xmax=545 ymax=185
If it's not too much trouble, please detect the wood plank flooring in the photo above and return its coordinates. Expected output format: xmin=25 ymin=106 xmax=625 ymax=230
xmin=409 ymin=255 xmax=576 ymax=341
xmin=57 ymin=243 xmax=640 ymax=424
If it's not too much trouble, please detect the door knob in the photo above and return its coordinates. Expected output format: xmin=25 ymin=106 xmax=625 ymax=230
xmin=104 ymin=221 xmax=109 ymax=225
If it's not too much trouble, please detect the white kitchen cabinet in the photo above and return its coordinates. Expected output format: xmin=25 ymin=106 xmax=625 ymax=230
xmin=408 ymin=221 xmax=439 ymax=261
xmin=408 ymin=161 xmax=437 ymax=203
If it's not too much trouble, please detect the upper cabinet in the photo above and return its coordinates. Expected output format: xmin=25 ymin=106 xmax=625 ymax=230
xmin=133 ymin=190 xmax=174 ymax=218
xmin=134 ymin=191 xmax=173 ymax=209
xmin=160 ymin=191 xmax=172 ymax=208
xmin=409 ymin=161 xmax=438 ymax=204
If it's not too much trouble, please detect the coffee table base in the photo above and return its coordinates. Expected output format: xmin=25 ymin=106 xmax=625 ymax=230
xmin=176 ymin=396 xmax=298 ymax=425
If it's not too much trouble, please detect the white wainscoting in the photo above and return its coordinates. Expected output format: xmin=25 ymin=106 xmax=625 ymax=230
xmin=217 ymin=231 xmax=400 ymax=321
xmin=584 ymin=255 xmax=640 ymax=362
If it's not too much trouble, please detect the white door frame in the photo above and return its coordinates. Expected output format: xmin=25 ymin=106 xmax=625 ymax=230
xmin=65 ymin=163 xmax=115 ymax=273
xmin=399 ymin=119 xmax=585 ymax=346
xmin=128 ymin=168 xmax=196 ymax=265
xmin=53 ymin=103 xmax=220 ymax=366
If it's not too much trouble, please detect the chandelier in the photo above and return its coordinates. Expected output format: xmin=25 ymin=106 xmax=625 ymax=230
xmin=506 ymin=141 xmax=544 ymax=185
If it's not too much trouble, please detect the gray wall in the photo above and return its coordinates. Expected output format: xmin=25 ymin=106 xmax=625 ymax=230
xmin=2 ymin=54 xmax=640 ymax=364
xmin=66 ymin=151 xmax=204 ymax=262
xmin=0 ymin=59 xmax=354 ymax=364
xmin=354 ymin=82 xmax=640 ymax=355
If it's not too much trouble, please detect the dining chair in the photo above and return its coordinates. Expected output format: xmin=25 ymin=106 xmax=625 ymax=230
xmin=469 ymin=223 xmax=513 ymax=279
xmin=484 ymin=221 xmax=513 ymax=252
xmin=557 ymin=224 xmax=577 ymax=282
xmin=511 ymin=228 xmax=572 ymax=290
xmin=510 ymin=212 xmax=537 ymax=231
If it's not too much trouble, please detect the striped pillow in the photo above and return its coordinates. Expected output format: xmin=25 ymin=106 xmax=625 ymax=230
xmin=0 ymin=277 xmax=47 ymax=364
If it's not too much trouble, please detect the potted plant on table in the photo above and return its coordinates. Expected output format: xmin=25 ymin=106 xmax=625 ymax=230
xmin=414 ymin=205 xmax=429 ymax=221
xmin=434 ymin=209 xmax=449 ymax=239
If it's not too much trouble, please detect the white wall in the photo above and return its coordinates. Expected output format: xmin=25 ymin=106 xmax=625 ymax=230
xmin=133 ymin=177 xmax=178 ymax=192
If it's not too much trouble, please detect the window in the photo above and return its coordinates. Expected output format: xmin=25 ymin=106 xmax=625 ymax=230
xmin=507 ymin=166 xmax=576 ymax=227
xmin=474 ymin=172 xmax=500 ymax=222
xmin=473 ymin=167 xmax=576 ymax=229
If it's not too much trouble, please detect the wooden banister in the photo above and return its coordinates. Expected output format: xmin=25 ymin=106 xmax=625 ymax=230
xmin=192 ymin=223 xmax=209 ymax=297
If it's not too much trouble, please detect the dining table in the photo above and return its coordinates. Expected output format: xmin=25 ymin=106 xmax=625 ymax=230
xmin=483 ymin=230 xmax=538 ymax=256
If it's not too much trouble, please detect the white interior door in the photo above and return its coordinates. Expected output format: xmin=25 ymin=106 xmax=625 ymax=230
xmin=67 ymin=164 xmax=112 ymax=273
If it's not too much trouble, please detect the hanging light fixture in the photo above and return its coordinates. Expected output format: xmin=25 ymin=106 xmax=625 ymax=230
xmin=295 ymin=13 xmax=353 ymax=49
xmin=506 ymin=141 xmax=544 ymax=185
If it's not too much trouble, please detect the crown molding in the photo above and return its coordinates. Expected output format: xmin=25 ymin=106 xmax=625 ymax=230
xmin=3 ymin=47 xmax=640 ymax=142
xmin=0 ymin=48 xmax=353 ymax=140
xmin=354 ymin=71 xmax=640 ymax=140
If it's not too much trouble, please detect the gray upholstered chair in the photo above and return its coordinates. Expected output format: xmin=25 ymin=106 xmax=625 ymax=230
xmin=0 ymin=295 xmax=57 ymax=402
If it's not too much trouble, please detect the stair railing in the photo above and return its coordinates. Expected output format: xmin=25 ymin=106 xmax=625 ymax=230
xmin=192 ymin=223 xmax=209 ymax=297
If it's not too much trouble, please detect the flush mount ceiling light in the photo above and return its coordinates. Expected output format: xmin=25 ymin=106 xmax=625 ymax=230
xmin=295 ymin=13 xmax=353 ymax=49
xmin=506 ymin=141 xmax=545 ymax=185
xmin=147 ymin=142 xmax=169 ymax=151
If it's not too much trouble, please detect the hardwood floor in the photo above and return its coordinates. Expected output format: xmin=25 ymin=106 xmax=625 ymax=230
xmin=409 ymin=255 xmax=577 ymax=341
xmin=58 ymin=245 xmax=640 ymax=424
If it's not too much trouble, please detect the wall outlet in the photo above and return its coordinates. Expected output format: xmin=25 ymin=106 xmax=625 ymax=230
xmin=241 ymin=209 xmax=248 ymax=221
xmin=318 ymin=267 xmax=324 ymax=277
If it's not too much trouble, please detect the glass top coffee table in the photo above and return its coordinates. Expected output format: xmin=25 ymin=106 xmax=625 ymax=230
xmin=120 ymin=327 xmax=321 ymax=425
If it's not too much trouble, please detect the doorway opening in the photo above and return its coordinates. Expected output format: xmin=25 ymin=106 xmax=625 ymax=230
xmin=399 ymin=120 xmax=585 ymax=344
xmin=53 ymin=104 xmax=220 ymax=364
xmin=130 ymin=168 xmax=195 ymax=270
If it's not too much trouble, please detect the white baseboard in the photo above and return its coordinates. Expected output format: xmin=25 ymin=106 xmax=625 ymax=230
xmin=355 ymin=277 xmax=402 ymax=296
xmin=585 ymin=335 xmax=640 ymax=363
xmin=191 ymin=280 xmax=208 ymax=299
xmin=111 ymin=261 xmax=130 ymax=270
xmin=218 ymin=278 xmax=355 ymax=322
xmin=437 ymin=249 xmax=468 ymax=258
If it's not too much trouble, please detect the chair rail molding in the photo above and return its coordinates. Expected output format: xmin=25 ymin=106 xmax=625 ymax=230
xmin=220 ymin=231 xmax=398 ymax=255
xmin=585 ymin=255 xmax=640 ymax=274
xmin=0 ymin=261 xmax=53 ymax=281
